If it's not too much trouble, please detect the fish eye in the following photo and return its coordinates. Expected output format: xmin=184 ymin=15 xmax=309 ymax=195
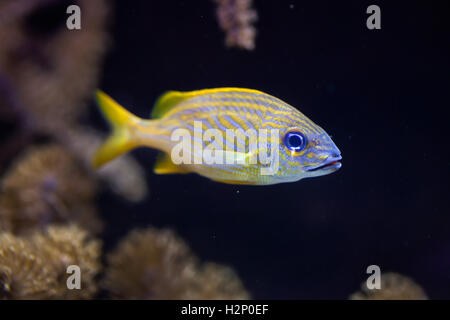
xmin=284 ymin=131 xmax=307 ymax=152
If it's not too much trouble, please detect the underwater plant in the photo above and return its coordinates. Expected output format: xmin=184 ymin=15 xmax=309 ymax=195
xmin=0 ymin=0 xmax=110 ymax=135
xmin=350 ymin=272 xmax=428 ymax=300
xmin=0 ymin=144 xmax=103 ymax=235
xmin=0 ymin=225 xmax=101 ymax=299
xmin=0 ymin=0 xmax=148 ymax=203
xmin=0 ymin=232 xmax=55 ymax=299
xmin=31 ymin=225 xmax=102 ymax=299
xmin=188 ymin=262 xmax=252 ymax=300
xmin=214 ymin=0 xmax=258 ymax=50
xmin=103 ymin=228 xmax=250 ymax=300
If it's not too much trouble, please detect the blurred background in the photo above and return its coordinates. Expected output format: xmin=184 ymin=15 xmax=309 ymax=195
xmin=0 ymin=0 xmax=449 ymax=299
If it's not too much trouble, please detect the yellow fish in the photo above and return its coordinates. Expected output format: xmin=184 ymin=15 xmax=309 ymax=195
xmin=94 ymin=88 xmax=341 ymax=185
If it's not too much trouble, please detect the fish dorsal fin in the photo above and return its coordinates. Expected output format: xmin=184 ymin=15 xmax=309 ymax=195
xmin=154 ymin=152 xmax=189 ymax=174
xmin=151 ymin=88 xmax=268 ymax=119
xmin=151 ymin=91 xmax=190 ymax=119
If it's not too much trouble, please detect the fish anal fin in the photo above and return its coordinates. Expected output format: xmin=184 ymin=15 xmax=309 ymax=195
xmin=154 ymin=152 xmax=189 ymax=174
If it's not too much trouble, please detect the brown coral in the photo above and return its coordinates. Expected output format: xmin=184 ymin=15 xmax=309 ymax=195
xmin=0 ymin=144 xmax=103 ymax=235
xmin=31 ymin=225 xmax=102 ymax=299
xmin=103 ymin=228 xmax=250 ymax=300
xmin=187 ymin=263 xmax=251 ymax=300
xmin=103 ymin=228 xmax=198 ymax=299
xmin=350 ymin=272 xmax=428 ymax=300
xmin=214 ymin=0 xmax=258 ymax=50
xmin=0 ymin=232 xmax=57 ymax=299
xmin=0 ymin=0 xmax=111 ymax=135
xmin=0 ymin=225 xmax=101 ymax=299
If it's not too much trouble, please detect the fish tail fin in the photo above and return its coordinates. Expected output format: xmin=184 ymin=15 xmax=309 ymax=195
xmin=93 ymin=90 xmax=140 ymax=168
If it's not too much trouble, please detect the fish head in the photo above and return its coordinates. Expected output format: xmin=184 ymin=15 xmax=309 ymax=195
xmin=273 ymin=120 xmax=342 ymax=182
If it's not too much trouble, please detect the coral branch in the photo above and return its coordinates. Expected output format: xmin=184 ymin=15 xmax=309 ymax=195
xmin=350 ymin=272 xmax=428 ymax=300
xmin=103 ymin=228 xmax=250 ymax=300
xmin=214 ymin=0 xmax=258 ymax=50
xmin=0 ymin=225 xmax=101 ymax=299
xmin=0 ymin=144 xmax=102 ymax=235
xmin=0 ymin=0 xmax=111 ymax=135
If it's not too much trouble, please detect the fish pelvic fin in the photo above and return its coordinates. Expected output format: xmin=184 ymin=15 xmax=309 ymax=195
xmin=151 ymin=88 xmax=266 ymax=119
xmin=93 ymin=90 xmax=141 ymax=168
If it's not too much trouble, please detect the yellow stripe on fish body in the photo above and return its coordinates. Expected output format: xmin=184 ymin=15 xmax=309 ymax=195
xmin=93 ymin=87 xmax=342 ymax=185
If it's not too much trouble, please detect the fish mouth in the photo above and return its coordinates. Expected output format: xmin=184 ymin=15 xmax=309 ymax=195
xmin=306 ymin=155 xmax=342 ymax=172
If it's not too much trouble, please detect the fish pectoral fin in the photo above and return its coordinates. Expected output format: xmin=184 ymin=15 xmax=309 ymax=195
xmin=208 ymin=151 xmax=256 ymax=185
xmin=154 ymin=152 xmax=190 ymax=175
xmin=214 ymin=150 xmax=254 ymax=167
